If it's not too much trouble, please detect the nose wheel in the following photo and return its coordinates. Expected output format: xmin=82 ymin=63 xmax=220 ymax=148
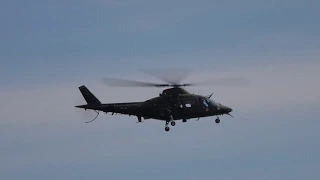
xmin=215 ymin=117 xmax=220 ymax=124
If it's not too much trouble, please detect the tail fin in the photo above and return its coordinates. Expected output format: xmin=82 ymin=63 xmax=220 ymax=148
xmin=78 ymin=85 xmax=101 ymax=104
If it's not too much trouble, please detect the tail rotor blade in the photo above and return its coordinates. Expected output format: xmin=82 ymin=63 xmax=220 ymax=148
xmin=73 ymin=94 xmax=99 ymax=122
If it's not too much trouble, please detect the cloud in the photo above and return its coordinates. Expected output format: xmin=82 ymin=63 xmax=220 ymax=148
xmin=1 ymin=60 xmax=319 ymax=179
xmin=192 ymin=60 xmax=320 ymax=109
xmin=1 ymin=60 xmax=319 ymax=125
xmin=90 ymin=0 xmax=320 ymax=33
xmin=91 ymin=0 xmax=214 ymax=32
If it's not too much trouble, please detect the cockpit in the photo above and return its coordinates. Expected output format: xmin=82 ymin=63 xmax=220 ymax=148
xmin=199 ymin=97 xmax=220 ymax=108
xmin=207 ymin=98 xmax=220 ymax=106
xmin=198 ymin=96 xmax=232 ymax=113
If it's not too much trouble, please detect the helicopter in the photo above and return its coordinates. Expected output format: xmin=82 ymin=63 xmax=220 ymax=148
xmin=75 ymin=70 xmax=249 ymax=131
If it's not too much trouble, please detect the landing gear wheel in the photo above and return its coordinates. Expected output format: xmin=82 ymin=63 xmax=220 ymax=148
xmin=165 ymin=126 xmax=170 ymax=131
xmin=215 ymin=118 xmax=220 ymax=124
xmin=171 ymin=121 xmax=176 ymax=126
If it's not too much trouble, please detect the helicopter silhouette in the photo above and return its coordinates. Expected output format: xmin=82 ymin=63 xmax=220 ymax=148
xmin=75 ymin=69 xmax=249 ymax=131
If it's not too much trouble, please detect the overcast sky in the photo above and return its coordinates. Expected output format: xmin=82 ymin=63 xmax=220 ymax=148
xmin=1 ymin=0 xmax=320 ymax=179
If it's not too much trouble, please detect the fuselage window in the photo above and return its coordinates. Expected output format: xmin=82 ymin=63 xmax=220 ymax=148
xmin=182 ymin=99 xmax=198 ymax=106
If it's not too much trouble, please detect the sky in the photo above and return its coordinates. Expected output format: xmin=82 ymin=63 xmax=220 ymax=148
xmin=1 ymin=0 xmax=320 ymax=179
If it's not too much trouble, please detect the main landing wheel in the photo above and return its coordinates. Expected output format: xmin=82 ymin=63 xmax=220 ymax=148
xmin=171 ymin=121 xmax=176 ymax=126
xmin=215 ymin=118 xmax=220 ymax=124
xmin=165 ymin=126 xmax=170 ymax=131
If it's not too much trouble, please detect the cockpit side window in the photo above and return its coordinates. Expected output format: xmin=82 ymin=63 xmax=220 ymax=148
xmin=199 ymin=98 xmax=209 ymax=107
xmin=206 ymin=98 xmax=219 ymax=106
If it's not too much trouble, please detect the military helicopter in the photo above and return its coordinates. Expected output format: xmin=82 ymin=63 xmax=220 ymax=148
xmin=75 ymin=70 xmax=249 ymax=131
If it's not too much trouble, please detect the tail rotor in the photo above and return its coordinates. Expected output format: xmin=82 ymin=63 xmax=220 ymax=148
xmin=75 ymin=85 xmax=102 ymax=123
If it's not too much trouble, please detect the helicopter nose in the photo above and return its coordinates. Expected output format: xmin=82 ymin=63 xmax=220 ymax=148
xmin=220 ymin=104 xmax=232 ymax=112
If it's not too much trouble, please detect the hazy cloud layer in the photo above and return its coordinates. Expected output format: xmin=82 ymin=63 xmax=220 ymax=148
xmin=1 ymin=0 xmax=320 ymax=179
xmin=1 ymin=60 xmax=319 ymax=125
xmin=1 ymin=61 xmax=319 ymax=179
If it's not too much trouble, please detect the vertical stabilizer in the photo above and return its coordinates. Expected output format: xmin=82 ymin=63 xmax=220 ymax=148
xmin=78 ymin=85 xmax=101 ymax=104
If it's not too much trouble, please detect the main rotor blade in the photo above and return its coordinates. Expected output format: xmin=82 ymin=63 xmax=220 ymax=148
xmin=188 ymin=77 xmax=251 ymax=87
xmin=139 ymin=68 xmax=192 ymax=85
xmin=102 ymin=77 xmax=170 ymax=87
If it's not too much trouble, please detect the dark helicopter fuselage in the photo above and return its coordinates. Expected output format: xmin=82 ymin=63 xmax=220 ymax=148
xmin=75 ymin=86 xmax=233 ymax=122
xmin=141 ymin=93 xmax=232 ymax=121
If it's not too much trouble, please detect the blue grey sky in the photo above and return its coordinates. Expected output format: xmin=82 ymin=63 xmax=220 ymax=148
xmin=1 ymin=0 xmax=320 ymax=179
